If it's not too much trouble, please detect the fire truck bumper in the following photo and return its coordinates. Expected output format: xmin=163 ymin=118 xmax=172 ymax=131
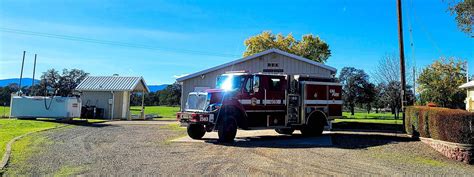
xmin=177 ymin=112 xmax=215 ymax=127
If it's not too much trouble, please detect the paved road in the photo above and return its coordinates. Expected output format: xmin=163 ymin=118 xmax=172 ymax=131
xmin=5 ymin=122 xmax=474 ymax=176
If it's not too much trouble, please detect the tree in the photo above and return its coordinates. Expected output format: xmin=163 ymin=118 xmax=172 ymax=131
xmin=446 ymin=0 xmax=473 ymax=37
xmin=39 ymin=69 xmax=61 ymax=95
xmin=57 ymin=69 xmax=89 ymax=96
xmin=243 ymin=31 xmax=331 ymax=63
xmin=372 ymin=83 xmax=387 ymax=113
xmin=417 ymin=58 xmax=467 ymax=108
xmin=0 ymin=84 xmax=19 ymax=106
xmin=158 ymin=82 xmax=181 ymax=106
xmin=339 ymin=67 xmax=371 ymax=115
xmin=38 ymin=68 xmax=88 ymax=96
xmin=359 ymin=82 xmax=377 ymax=113
xmin=384 ymin=81 xmax=402 ymax=118
xmin=372 ymin=54 xmax=413 ymax=86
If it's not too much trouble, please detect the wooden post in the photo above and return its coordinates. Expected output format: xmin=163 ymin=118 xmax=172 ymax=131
xmin=397 ymin=0 xmax=407 ymax=132
xmin=141 ymin=90 xmax=145 ymax=120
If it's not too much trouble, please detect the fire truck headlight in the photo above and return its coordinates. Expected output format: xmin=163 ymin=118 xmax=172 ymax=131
xmin=221 ymin=75 xmax=233 ymax=91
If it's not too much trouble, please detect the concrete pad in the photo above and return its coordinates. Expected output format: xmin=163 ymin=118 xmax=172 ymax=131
xmin=171 ymin=129 xmax=332 ymax=147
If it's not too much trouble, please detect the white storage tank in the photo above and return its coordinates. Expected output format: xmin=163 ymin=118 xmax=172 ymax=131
xmin=10 ymin=96 xmax=81 ymax=119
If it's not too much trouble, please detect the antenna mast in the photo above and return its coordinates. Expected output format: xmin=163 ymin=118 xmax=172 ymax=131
xmin=18 ymin=51 xmax=26 ymax=94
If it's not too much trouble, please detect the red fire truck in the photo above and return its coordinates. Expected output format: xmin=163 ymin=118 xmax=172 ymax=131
xmin=177 ymin=72 xmax=343 ymax=142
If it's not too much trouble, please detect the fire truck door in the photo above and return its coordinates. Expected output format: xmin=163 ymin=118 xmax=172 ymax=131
xmin=240 ymin=76 xmax=264 ymax=110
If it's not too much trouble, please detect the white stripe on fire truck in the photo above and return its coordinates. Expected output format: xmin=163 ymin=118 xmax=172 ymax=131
xmin=238 ymin=99 xmax=285 ymax=105
xmin=304 ymin=100 xmax=343 ymax=105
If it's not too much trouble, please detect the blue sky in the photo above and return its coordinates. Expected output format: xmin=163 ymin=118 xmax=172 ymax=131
xmin=0 ymin=0 xmax=472 ymax=85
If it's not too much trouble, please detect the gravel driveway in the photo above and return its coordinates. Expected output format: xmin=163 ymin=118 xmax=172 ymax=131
xmin=4 ymin=122 xmax=474 ymax=176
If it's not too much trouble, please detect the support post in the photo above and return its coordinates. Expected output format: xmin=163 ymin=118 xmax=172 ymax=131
xmin=141 ymin=90 xmax=145 ymax=120
xmin=397 ymin=0 xmax=407 ymax=132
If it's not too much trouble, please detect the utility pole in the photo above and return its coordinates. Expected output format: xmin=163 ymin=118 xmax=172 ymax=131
xmin=397 ymin=0 xmax=407 ymax=132
xmin=413 ymin=66 xmax=416 ymax=100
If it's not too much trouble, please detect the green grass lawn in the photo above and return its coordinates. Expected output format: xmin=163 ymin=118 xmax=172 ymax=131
xmin=0 ymin=106 xmax=10 ymax=118
xmin=130 ymin=106 xmax=180 ymax=120
xmin=337 ymin=111 xmax=402 ymax=125
xmin=334 ymin=118 xmax=403 ymax=125
xmin=342 ymin=112 xmax=396 ymax=119
xmin=0 ymin=119 xmax=62 ymax=158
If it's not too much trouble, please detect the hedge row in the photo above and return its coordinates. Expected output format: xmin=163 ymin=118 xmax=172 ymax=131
xmin=405 ymin=106 xmax=474 ymax=144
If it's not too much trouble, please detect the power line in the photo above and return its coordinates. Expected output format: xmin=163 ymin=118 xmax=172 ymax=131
xmin=0 ymin=27 xmax=241 ymax=58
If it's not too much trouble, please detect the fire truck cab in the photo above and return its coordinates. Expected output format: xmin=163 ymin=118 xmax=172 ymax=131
xmin=178 ymin=72 xmax=342 ymax=142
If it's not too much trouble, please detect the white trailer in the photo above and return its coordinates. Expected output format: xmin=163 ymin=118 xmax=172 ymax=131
xmin=10 ymin=95 xmax=81 ymax=119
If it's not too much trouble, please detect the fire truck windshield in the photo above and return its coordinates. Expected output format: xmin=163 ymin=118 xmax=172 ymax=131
xmin=216 ymin=75 xmax=242 ymax=91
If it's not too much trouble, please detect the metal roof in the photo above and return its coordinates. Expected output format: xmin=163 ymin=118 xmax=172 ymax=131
xmin=459 ymin=81 xmax=474 ymax=89
xmin=176 ymin=48 xmax=337 ymax=82
xmin=75 ymin=76 xmax=149 ymax=92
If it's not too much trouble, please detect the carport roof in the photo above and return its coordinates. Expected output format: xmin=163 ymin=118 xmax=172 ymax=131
xmin=459 ymin=81 xmax=474 ymax=89
xmin=75 ymin=76 xmax=149 ymax=92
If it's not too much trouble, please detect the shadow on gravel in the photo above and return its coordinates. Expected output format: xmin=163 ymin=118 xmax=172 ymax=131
xmin=332 ymin=122 xmax=403 ymax=132
xmin=212 ymin=133 xmax=415 ymax=150
xmin=330 ymin=133 xmax=415 ymax=149
xmin=35 ymin=119 xmax=112 ymax=128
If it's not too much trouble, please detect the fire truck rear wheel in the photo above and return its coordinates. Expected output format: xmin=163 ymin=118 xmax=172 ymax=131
xmin=301 ymin=117 xmax=325 ymax=136
xmin=275 ymin=128 xmax=295 ymax=135
xmin=217 ymin=115 xmax=237 ymax=143
xmin=187 ymin=124 xmax=206 ymax=139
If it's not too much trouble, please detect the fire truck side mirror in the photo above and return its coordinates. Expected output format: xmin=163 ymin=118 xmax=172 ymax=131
xmin=253 ymin=76 xmax=260 ymax=93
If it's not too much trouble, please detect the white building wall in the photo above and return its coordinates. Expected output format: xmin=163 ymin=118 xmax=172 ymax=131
xmin=467 ymin=89 xmax=474 ymax=112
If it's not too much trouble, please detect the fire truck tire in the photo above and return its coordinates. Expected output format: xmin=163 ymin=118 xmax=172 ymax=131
xmin=187 ymin=124 xmax=206 ymax=139
xmin=217 ymin=115 xmax=237 ymax=142
xmin=301 ymin=117 xmax=325 ymax=136
xmin=275 ymin=128 xmax=295 ymax=135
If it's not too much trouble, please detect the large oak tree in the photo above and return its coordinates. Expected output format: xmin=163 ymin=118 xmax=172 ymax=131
xmin=417 ymin=58 xmax=467 ymax=108
xmin=243 ymin=31 xmax=331 ymax=63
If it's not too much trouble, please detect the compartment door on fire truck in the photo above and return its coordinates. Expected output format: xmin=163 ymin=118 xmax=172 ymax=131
xmin=263 ymin=75 xmax=286 ymax=112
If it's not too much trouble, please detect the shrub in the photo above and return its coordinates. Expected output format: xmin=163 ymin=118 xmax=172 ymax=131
xmin=405 ymin=106 xmax=474 ymax=144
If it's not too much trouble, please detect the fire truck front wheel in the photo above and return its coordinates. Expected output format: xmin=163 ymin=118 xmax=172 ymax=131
xmin=217 ymin=115 xmax=237 ymax=143
xmin=187 ymin=124 xmax=206 ymax=139
xmin=275 ymin=128 xmax=295 ymax=135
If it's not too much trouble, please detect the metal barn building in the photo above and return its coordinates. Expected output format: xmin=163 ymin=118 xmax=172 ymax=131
xmin=75 ymin=76 xmax=149 ymax=119
xmin=176 ymin=48 xmax=337 ymax=111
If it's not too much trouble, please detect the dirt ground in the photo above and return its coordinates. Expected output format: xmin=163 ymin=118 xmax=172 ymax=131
xmin=4 ymin=121 xmax=474 ymax=176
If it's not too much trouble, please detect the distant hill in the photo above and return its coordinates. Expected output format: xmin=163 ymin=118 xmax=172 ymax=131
xmin=148 ymin=84 xmax=168 ymax=92
xmin=0 ymin=78 xmax=40 ymax=87
xmin=1 ymin=78 xmax=169 ymax=92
